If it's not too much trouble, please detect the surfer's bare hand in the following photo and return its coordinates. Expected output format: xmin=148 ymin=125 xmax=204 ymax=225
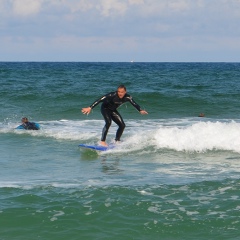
xmin=140 ymin=110 xmax=148 ymax=115
xmin=82 ymin=107 xmax=91 ymax=115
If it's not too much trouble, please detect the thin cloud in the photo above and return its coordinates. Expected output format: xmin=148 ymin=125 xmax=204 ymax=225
xmin=1 ymin=0 xmax=240 ymax=61
xmin=12 ymin=0 xmax=42 ymax=16
xmin=2 ymin=0 xmax=240 ymax=19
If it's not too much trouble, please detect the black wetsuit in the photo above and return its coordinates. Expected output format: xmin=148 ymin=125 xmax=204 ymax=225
xmin=90 ymin=91 xmax=142 ymax=141
xmin=21 ymin=122 xmax=39 ymax=130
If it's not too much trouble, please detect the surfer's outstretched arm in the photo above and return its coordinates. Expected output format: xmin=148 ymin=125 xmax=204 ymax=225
xmin=125 ymin=96 xmax=148 ymax=115
xmin=81 ymin=93 xmax=111 ymax=115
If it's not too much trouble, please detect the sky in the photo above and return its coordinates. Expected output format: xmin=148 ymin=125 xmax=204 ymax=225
xmin=0 ymin=0 xmax=240 ymax=62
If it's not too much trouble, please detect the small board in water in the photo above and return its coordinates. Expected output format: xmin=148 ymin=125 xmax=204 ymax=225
xmin=16 ymin=123 xmax=40 ymax=130
xmin=79 ymin=144 xmax=115 ymax=151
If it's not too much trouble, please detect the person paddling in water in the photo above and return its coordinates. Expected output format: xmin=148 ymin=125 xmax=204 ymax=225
xmin=20 ymin=117 xmax=40 ymax=130
xmin=81 ymin=85 xmax=148 ymax=146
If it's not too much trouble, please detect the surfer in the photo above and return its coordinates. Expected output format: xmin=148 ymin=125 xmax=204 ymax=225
xmin=19 ymin=117 xmax=40 ymax=130
xmin=81 ymin=85 xmax=148 ymax=146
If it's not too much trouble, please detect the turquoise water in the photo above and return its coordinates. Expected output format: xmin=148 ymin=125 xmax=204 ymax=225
xmin=1 ymin=62 xmax=240 ymax=239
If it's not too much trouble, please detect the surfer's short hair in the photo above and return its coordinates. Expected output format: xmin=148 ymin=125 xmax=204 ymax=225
xmin=118 ymin=85 xmax=126 ymax=91
xmin=21 ymin=117 xmax=28 ymax=122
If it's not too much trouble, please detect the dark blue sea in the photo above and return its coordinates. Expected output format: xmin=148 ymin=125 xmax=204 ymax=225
xmin=1 ymin=62 xmax=240 ymax=239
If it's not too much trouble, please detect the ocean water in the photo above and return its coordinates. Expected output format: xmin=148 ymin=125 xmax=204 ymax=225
xmin=1 ymin=62 xmax=240 ymax=239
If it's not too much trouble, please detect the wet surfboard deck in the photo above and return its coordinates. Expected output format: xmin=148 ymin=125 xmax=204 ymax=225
xmin=78 ymin=144 xmax=115 ymax=151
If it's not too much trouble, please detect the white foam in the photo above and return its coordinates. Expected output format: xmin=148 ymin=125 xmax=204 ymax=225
xmin=50 ymin=210 xmax=65 ymax=221
xmin=153 ymin=120 xmax=240 ymax=153
xmin=2 ymin=118 xmax=240 ymax=153
xmin=103 ymin=119 xmax=240 ymax=154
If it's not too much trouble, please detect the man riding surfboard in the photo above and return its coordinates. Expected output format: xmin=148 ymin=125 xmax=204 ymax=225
xmin=81 ymin=85 xmax=148 ymax=146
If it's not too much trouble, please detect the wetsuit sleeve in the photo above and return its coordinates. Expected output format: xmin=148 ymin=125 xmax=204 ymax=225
xmin=125 ymin=95 xmax=142 ymax=112
xmin=89 ymin=92 xmax=113 ymax=109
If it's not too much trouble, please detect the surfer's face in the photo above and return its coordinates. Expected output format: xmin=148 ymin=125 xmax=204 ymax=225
xmin=117 ymin=87 xmax=126 ymax=99
xmin=21 ymin=117 xmax=28 ymax=123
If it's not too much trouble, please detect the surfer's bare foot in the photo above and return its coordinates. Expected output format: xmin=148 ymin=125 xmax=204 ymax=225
xmin=100 ymin=141 xmax=108 ymax=147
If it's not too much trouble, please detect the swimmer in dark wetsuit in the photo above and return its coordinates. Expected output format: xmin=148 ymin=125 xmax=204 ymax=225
xmin=81 ymin=85 xmax=148 ymax=147
xmin=20 ymin=117 xmax=40 ymax=130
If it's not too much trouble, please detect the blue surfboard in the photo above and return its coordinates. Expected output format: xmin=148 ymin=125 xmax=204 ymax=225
xmin=16 ymin=123 xmax=40 ymax=130
xmin=79 ymin=144 xmax=115 ymax=151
